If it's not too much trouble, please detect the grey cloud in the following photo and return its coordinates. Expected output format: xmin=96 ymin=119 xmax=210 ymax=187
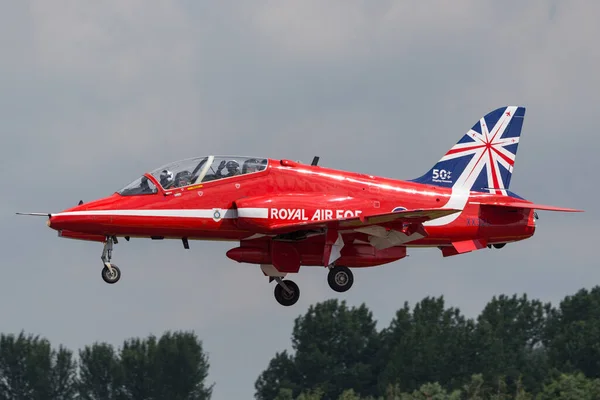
xmin=1 ymin=1 xmax=598 ymax=399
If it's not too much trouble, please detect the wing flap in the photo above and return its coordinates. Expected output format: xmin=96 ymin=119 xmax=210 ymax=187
xmin=441 ymin=239 xmax=488 ymax=257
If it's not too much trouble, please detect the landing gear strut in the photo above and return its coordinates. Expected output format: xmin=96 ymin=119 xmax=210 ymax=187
xmin=327 ymin=266 xmax=354 ymax=292
xmin=101 ymin=236 xmax=121 ymax=284
xmin=273 ymin=278 xmax=300 ymax=306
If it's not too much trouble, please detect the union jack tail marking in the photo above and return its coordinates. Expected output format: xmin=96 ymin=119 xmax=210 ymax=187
xmin=411 ymin=106 xmax=526 ymax=195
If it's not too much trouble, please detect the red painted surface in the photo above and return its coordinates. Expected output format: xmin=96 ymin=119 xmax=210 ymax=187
xmin=39 ymin=155 xmax=579 ymax=272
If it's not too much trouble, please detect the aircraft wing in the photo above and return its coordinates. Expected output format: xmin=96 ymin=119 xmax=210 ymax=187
xmin=262 ymin=208 xmax=461 ymax=265
xmin=265 ymin=208 xmax=461 ymax=234
xmin=236 ymin=206 xmax=462 ymax=267
xmin=471 ymin=201 xmax=583 ymax=212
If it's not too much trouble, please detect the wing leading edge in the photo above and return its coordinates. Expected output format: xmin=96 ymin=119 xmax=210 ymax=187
xmin=264 ymin=208 xmax=462 ymax=234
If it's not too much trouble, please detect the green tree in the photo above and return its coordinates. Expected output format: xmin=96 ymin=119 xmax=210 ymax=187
xmin=255 ymin=299 xmax=380 ymax=400
xmin=0 ymin=331 xmax=76 ymax=399
xmin=378 ymin=296 xmax=476 ymax=393
xmin=472 ymin=293 xmax=551 ymax=393
xmin=463 ymin=374 xmax=485 ymax=400
xmin=539 ymin=372 xmax=600 ymax=400
xmin=274 ymin=388 xmax=295 ymax=400
xmin=119 ymin=335 xmax=158 ymax=399
xmin=119 ymin=331 xmax=212 ymax=400
xmin=50 ymin=345 xmax=78 ymax=400
xmin=297 ymin=388 xmax=324 ymax=400
xmin=77 ymin=342 xmax=124 ymax=399
xmin=337 ymin=389 xmax=362 ymax=400
xmin=255 ymin=351 xmax=299 ymax=400
xmin=514 ymin=376 xmax=534 ymax=400
xmin=407 ymin=382 xmax=461 ymax=400
xmin=544 ymin=286 xmax=600 ymax=378
xmin=154 ymin=331 xmax=212 ymax=399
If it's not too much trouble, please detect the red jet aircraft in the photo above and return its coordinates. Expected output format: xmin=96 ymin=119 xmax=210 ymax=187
xmin=18 ymin=106 xmax=582 ymax=306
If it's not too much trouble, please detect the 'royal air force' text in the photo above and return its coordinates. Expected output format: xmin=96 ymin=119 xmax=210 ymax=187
xmin=270 ymin=208 xmax=362 ymax=221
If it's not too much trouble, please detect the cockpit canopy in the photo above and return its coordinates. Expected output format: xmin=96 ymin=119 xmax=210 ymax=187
xmin=118 ymin=155 xmax=268 ymax=196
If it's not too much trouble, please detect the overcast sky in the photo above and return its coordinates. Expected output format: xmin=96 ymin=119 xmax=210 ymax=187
xmin=1 ymin=1 xmax=598 ymax=399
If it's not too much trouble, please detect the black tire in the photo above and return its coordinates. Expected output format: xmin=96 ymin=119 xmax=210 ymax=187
xmin=274 ymin=280 xmax=300 ymax=306
xmin=493 ymin=243 xmax=506 ymax=249
xmin=327 ymin=266 xmax=354 ymax=292
xmin=101 ymin=265 xmax=121 ymax=284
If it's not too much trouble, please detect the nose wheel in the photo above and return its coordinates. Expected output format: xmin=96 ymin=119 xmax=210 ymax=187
xmin=327 ymin=266 xmax=353 ymax=292
xmin=102 ymin=265 xmax=121 ymax=284
xmin=100 ymin=236 xmax=121 ymax=284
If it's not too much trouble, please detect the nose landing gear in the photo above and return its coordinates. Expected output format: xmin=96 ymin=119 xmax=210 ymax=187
xmin=101 ymin=236 xmax=121 ymax=284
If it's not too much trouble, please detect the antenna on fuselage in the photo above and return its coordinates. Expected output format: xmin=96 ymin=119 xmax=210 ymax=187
xmin=311 ymin=156 xmax=319 ymax=166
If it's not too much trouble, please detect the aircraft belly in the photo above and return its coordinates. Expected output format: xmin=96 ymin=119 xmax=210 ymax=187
xmin=228 ymin=239 xmax=407 ymax=268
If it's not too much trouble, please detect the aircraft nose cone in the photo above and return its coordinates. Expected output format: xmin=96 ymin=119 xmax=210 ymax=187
xmin=50 ymin=212 xmax=95 ymax=232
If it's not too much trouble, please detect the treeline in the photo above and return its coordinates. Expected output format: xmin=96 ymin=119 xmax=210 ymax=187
xmin=255 ymin=286 xmax=600 ymax=400
xmin=271 ymin=373 xmax=600 ymax=399
xmin=1 ymin=287 xmax=599 ymax=399
xmin=0 ymin=330 xmax=212 ymax=399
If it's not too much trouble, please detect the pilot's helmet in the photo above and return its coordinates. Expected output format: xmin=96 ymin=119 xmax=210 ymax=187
xmin=176 ymin=171 xmax=192 ymax=186
xmin=245 ymin=159 xmax=259 ymax=173
xmin=225 ymin=160 xmax=240 ymax=175
xmin=160 ymin=170 xmax=174 ymax=186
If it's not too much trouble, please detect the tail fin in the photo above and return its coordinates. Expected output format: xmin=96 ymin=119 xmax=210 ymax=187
xmin=411 ymin=106 xmax=526 ymax=195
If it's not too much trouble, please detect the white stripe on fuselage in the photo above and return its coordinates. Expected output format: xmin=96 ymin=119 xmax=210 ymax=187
xmin=55 ymin=209 xmax=242 ymax=218
xmin=55 ymin=198 xmax=466 ymax=226
xmin=236 ymin=207 xmax=269 ymax=219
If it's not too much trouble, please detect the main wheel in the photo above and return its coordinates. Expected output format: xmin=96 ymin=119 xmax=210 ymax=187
xmin=101 ymin=265 xmax=121 ymax=284
xmin=493 ymin=243 xmax=506 ymax=249
xmin=327 ymin=266 xmax=354 ymax=292
xmin=274 ymin=280 xmax=300 ymax=306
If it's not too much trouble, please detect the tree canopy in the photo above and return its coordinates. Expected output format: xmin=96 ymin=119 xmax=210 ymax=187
xmin=2 ymin=286 xmax=600 ymax=399
xmin=0 ymin=330 xmax=212 ymax=400
xmin=255 ymin=286 xmax=600 ymax=400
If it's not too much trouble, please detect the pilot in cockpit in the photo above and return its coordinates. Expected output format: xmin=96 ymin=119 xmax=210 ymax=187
xmin=160 ymin=170 xmax=174 ymax=189
xmin=140 ymin=176 xmax=151 ymax=192
xmin=174 ymin=170 xmax=193 ymax=187
xmin=217 ymin=160 xmax=240 ymax=178
xmin=245 ymin=160 xmax=259 ymax=173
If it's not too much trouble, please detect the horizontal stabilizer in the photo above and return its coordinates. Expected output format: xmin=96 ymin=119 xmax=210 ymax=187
xmin=472 ymin=201 xmax=583 ymax=212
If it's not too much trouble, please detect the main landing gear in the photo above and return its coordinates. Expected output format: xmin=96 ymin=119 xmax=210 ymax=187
xmin=273 ymin=278 xmax=300 ymax=306
xmin=100 ymin=236 xmax=121 ymax=284
xmin=270 ymin=265 xmax=354 ymax=307
xmin=327 ymin=265 xmax=354 ymax=292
